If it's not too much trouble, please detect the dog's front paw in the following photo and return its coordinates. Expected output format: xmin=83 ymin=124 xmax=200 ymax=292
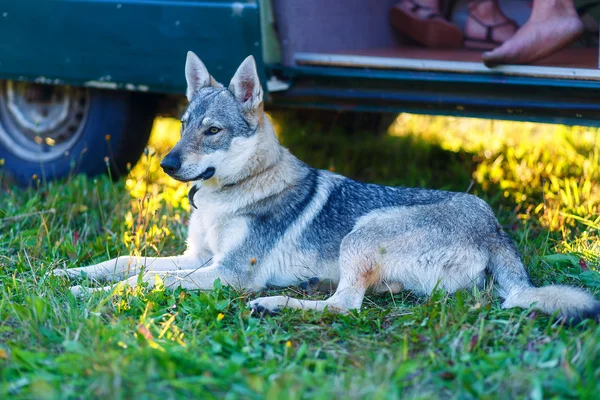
xmin=249 ymin=296 xmax=290 ymax=316
xmin=69 ymin=285 xmax=88 ymax=297
xmin=50 ymin=268 xmax=84 ymax=279
xmin=45 ymin=268 xmax=75 ymax=282
xmin=49 ymin=268 xmax=69 ymax=278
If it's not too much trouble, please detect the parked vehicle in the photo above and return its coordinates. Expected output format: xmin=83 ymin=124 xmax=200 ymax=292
xmin=1 ymin=0 xmax=598 ymax=184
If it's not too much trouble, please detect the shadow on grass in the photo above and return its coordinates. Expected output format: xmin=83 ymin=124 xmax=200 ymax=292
xmin=276 ymin=115 xmax=476 ymax=192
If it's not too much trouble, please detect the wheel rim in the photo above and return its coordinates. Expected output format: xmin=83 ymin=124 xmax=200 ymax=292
xmin=0 ymin=81 xmax=90 ymax=162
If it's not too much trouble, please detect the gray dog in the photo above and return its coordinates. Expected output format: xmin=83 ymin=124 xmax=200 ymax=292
xmin=54 ymin=52 xmax=600 ymax=324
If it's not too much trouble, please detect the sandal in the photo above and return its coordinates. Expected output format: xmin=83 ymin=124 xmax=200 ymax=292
xmin=464 ymin=0 xmax=519 ymax=50
xmin=390 ymin=0 xmax=463 ymax=48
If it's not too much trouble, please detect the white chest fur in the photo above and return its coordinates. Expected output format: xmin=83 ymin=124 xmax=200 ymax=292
xmin=186 ymin=194 xmax=250 ymax=260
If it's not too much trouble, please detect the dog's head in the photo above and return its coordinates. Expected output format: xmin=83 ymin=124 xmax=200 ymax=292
xmin=160 ymin=51 xmax=268 ymax=185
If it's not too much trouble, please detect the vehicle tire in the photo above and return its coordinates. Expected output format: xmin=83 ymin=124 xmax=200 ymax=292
xmin=0 ymin=81 xmax=155 ymax=186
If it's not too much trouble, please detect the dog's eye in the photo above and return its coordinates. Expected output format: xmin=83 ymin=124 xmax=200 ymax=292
xmin=206 ymin=127 xmax=221 ymax=135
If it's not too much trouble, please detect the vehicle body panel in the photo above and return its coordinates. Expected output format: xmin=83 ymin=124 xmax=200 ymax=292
xmin=267 ymin=64 xmax=600 ymax=127
xmin=0 ymin=0 xmax=264 ymax=93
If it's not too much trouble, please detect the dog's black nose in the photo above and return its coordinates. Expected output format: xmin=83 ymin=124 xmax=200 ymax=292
xmin=160 ymin=153 xmax=181 ymax=174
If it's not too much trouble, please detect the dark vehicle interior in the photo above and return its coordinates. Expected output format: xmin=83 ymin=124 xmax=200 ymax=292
xmin=273 ymin=0 xmax=599 ymax=80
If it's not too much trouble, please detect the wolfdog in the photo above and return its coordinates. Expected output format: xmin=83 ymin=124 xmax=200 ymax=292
xmin=54 ymin=52 xmax=600 ymax=324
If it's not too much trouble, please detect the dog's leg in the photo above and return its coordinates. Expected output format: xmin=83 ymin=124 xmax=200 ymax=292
xmin=52 ymin=255 xmax=208 ymax=282
xmin=69 ymin=263 xmax=244 ymax=296
xmin=249 ymin=228 xmax=381 ymax=314
xmin=249 ymin=276 xmax=368 ymax=315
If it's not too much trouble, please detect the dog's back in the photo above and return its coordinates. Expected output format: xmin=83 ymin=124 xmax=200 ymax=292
xmin=299 ymin=169 xmax=461 ymax=260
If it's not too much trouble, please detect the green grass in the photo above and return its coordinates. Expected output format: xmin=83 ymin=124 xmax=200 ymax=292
xmin=1 ymin=113 xmax=600 ymax=399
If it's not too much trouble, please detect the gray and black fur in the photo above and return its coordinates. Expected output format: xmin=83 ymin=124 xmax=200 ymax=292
xmin=54 ymin=52 xmax=600 ymax=325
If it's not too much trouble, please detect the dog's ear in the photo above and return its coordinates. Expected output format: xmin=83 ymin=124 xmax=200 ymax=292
xmin=228 ymin=55 xmax=263 ymax=113
xmin=185 ymin=51 xmax=222 ymax=101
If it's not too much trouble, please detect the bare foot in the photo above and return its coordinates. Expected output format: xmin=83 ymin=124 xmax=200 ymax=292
xmin=482 ymin=0 xmax=584 ymax=67
xmin=464 ymin=0 xmax=518 ymax=50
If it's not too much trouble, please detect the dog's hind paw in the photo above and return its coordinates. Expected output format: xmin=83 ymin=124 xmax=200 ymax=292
xmin=298 ymin=277 xmax=321 ymax=294
xmin=250 ymin=304 xmax=279 ymax=317
xmin=248 ymin=296 xmax=289 ymax=316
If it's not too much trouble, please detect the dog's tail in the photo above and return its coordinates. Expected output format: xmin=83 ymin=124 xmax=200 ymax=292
xmin=488 ymin=231 xmax=600 ymax=324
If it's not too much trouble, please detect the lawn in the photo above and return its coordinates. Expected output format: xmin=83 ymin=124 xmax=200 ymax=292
xmin=1 ymin=113 xmax=599 ymax=399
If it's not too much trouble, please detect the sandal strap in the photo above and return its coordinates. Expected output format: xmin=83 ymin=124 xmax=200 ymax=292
xmin=402 ymin=0 xmax=443 ymax=20
xmin=467 ymin=12 xmax=517 ymax=43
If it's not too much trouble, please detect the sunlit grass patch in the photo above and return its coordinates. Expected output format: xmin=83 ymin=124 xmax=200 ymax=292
xmin=126 ymin=117 xmax=188 ymax=211
xmin=122 ymin=118 xmax=189 ymax=255
xmin=391 ymin=114 xmax=600 ymax=232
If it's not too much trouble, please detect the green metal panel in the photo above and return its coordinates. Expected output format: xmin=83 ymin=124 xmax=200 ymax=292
xmin=0 ymin=0 xmax=264 ymax=93
xmin=267 ymin=65 xmax=600 ymax=127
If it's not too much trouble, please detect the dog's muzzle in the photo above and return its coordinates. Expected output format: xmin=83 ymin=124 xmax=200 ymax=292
xmin=188 ymin=167 xmax=216 ymax=209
